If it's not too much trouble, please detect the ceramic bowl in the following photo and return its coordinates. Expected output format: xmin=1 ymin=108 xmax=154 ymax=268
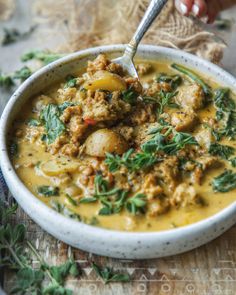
xmin=1 ymin=45 xmax=236 ymax=259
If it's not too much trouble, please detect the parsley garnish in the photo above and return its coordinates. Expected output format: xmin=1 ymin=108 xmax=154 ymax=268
xmin=13 ymin=66 xmax=32 ymax=82
xmin=92 ymin=262 xmax=130 ymax=284
xmin=121 ymin=87 xmax=139 ymax=104
xmin=40 ymin=104 xmax=66 ymax=144
xmin=212 ymin=170 xmax=236 ymax=192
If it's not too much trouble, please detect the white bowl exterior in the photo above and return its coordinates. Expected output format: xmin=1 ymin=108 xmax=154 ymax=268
xmin=1 ymin=45 xmax=236 ymax=259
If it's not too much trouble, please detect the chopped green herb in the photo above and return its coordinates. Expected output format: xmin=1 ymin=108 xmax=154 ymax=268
xmin=27 ymin=118 xmax=41 ymax=126
xmin=1 ymin=27 xmax=35 ymax=45
xmin=230 ymin=157 xmax=236 ymax=167
xmin=105 ymin=149 xmax=159 ymax=172
xmin=171 ymin=63 xmax=212 ymax=98
xmin=156 ymin=73 xmax=182 ymax=89
xmin=64 ymin=75 xmax=77 ymax=88
xmin=92 ymin=262 xmax=130 ymax=284
xmin=141 ymin=122 xmax=198 ymax=155
xmin=126 ymin=193 xmax=147 ymax=215
xmin=65 ymin=194 xmax=78 ymax=206
xmin=0 ymin=201 xmax=79 ymax=294
xmin=209 ymin=143 xmax=235 ymax=160
xmin=157 ymin=90 xmax=179 ymax=116
xmin=58 ymin=101 xmax=76 ymax=113
xmin=122 ymin=87 xmax=139 ymax=104
xmin=213 ymin=88 xmax=236 ymax=140
xmin=212 ymin=170 xmax=236 ymax=192
xmin=13 ymin=66 xmax=32 ymax=82
xmin=21 ymin=50 xmax=65 ymax=65
xmin=0 ymin=72 xmax=15 ymax=88
xmin=37 ymin=185 xmax=59 ymax=197
xmin=9 ymin=141 xmax=18 ymax=157
xmin=40 ymin=104 xmax=66 ymax=144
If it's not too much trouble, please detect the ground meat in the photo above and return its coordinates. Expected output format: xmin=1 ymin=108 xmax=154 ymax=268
xmin=61 ymin=105 xmax=83 ymax=123
xmin=192 ymin=155 xmax=222 ymax=184
xmin=171 ymin=110 xmax=198 ymax=132
xmin=112 ymin=125 xmax=134 ymax=142
xmin=175 ymin=84 xmax=204 ymax=110
xmin=82 ymin=90 xmax=131 ymax=122
xmin=145 ymin=81 xmax=172 ymax=96
xmin=155 ymin=156 xmax=180 ymax=192
xmin=142 ymin=174 xmax=163 ymax=200
xmin=60 ymin=143 xmax=80 ymax=157
xmin=195 ymin=127 xmax=214 ymax=150
xmin=170 ymin=183 xmax=203 ymax=207
xmin=49 ymin=134 xmax=68 ymax=155
xmin=147 ymin=198 xmax=170 ymax=216
xmin=129 ymin=102 xmax=156 ymax=125
xmin=57 ymin=87 xmax=77 ymax=103
xmin=87 ymin=54 xmax=123 ymax=76
xmin=68 ymin=116 xmax=88 ymax=143
xmin=125 ymin=77 xmax=143 ymax=93
xmin=136 ymin=63 xmax=152 ymax=76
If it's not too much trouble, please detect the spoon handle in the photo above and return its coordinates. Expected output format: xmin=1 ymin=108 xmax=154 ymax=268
xmin=124 ymin=0 xmax=168 ymax=60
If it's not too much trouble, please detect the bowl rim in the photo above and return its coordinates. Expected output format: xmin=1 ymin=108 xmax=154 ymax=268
xmin=1 ymin=44 xmax=236 ymax=239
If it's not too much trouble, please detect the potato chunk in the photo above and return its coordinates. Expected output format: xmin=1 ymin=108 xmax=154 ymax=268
xmin=40 ymin=158 xmax=79 ymax=176
xmin=85 ymin=128 xmax=128 ymax=157
xmin=83 ymin=70 xmax=127 ymax=92
xmin=171 ymin=110 xmax=198 ymax=131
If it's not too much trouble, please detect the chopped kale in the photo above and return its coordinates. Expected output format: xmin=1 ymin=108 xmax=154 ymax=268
xmin=212 ymin=170 xmax=236 ymax=192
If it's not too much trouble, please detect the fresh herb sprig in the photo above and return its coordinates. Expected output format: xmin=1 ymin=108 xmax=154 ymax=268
xmin=0 ymin=200 xmax=79 ymax=294
xmin=0 ymin=66 xmax=32 ymax=89
xmin=105 ymin=149 xmax=159 ymax=172
xmin=92 ymin=262 xmax=130 ymax=284
xmin=80 ymin=174 xmax=147 ymax=215
xmin=1 ymin=27 xmax=35 ymax=46
xmin=1 ymin=200 xmax=130 ymax=294
xmin=121 ymin=87 xmax=139 ymax=105
xmin=21 ymin=50 xmax=65 ymax=65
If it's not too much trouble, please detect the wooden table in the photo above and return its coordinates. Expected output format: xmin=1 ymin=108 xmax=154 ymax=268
xmin=1 ymin=2 xmax=236 ymax=294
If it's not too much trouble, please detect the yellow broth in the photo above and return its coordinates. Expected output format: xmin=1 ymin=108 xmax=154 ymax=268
xmin=10 ymin=56 xmax=236 ymax=231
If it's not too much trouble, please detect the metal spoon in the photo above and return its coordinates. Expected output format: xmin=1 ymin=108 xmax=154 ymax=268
xmin=112 ymin=0 xmax=168 ymax=78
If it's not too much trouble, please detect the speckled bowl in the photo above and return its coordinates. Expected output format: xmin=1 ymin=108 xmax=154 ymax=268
xmin=1 ymin=45 xmax=236 ymax=259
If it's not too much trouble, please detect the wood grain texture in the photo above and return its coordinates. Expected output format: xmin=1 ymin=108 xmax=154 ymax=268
xmin=1 ymin=1 xmax=236 ymax=294
xmin=2 ymin=202 xmax=236 ymax=295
